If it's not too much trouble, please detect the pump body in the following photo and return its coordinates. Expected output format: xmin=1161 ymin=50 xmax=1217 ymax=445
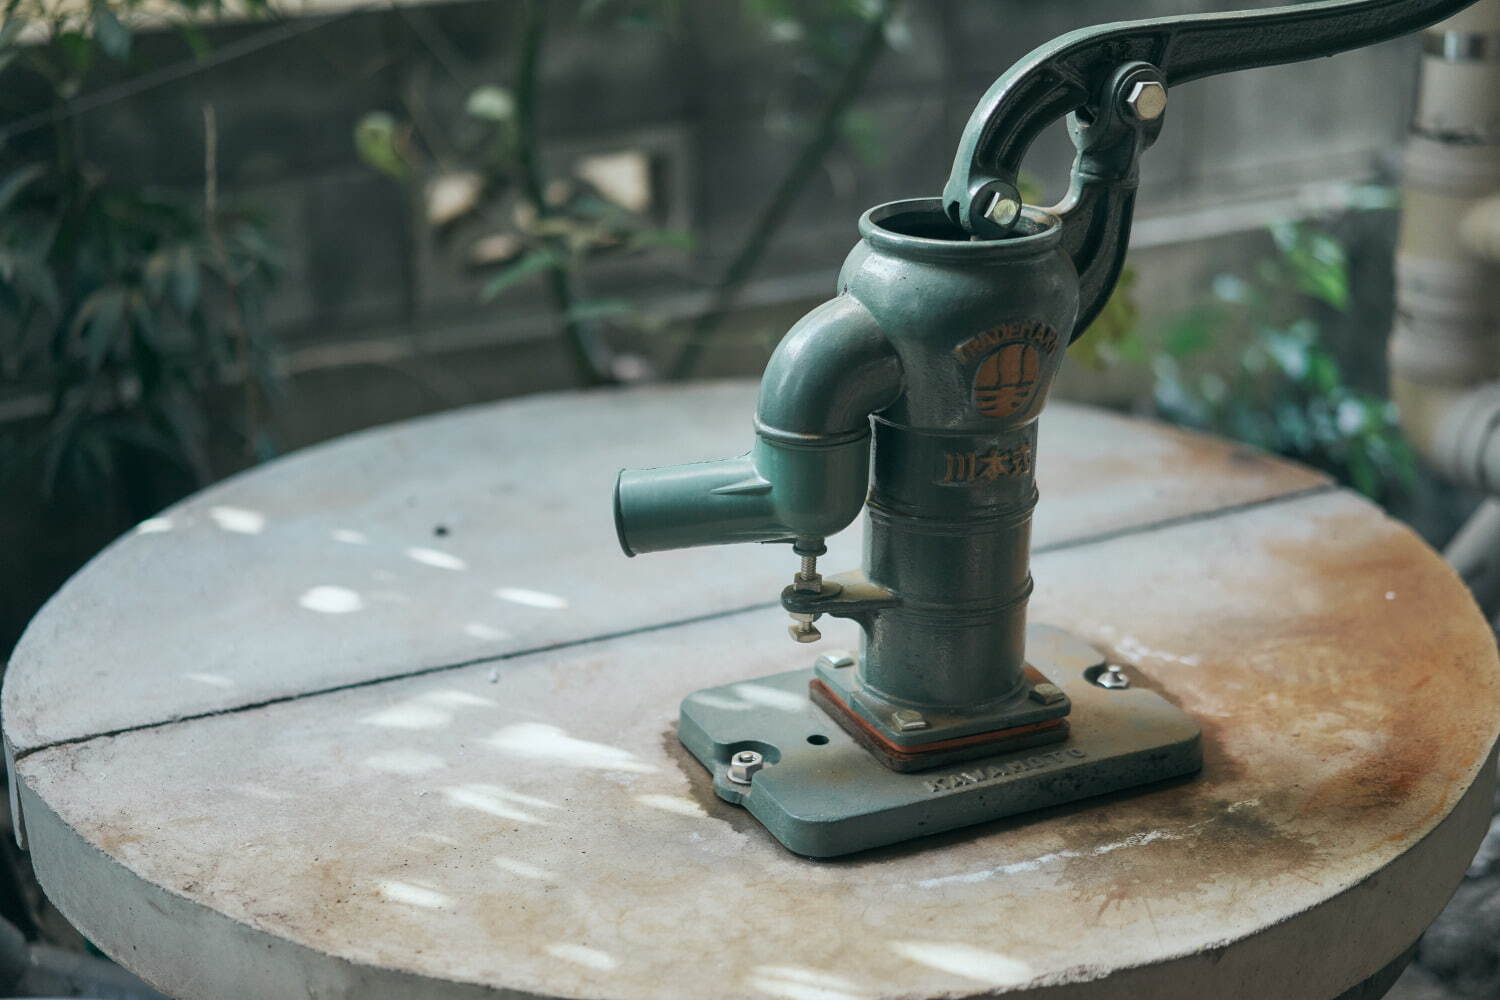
xmin=615 ymin=199 xmax=1203 ymax=856
xmin=614 ymin=0 xmax=1478 ymax=857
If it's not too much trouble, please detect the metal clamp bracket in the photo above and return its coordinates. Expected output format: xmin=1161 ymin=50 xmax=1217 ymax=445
xmin=944 ymin=0 xmax=1478 ymax=338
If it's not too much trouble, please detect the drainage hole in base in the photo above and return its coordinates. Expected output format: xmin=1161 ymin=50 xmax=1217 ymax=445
xmin=807 ymin=734 xmax=830 ymax=746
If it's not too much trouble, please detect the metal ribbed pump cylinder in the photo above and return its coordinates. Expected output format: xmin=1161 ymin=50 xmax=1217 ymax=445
xmin=839 ymin=199 xmax=1077 ymax=712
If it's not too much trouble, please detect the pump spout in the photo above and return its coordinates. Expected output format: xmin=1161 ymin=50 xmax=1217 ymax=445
xmin=613 ymin=296 xmax=902 ymax=558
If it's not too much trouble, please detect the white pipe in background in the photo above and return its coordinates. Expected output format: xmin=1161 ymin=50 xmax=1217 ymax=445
xmin=1388 ymin=0 xmax=1500 ymax=611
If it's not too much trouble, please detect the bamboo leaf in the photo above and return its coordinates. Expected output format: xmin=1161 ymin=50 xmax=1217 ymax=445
xmin=466 ymin=86 xmax=516 ymax=122
xmin=12 ymin=254 xmax=60 ymax=318
xmin=170 ymin=243 xmax=200 ymax=313
xmin=57 ymin=31 xmax=92 ymax=76
xmin=144 ymin=250 xmax=171 ymax=299
xmin=566 ymin=298 xmax=635 ymax=324
xmin=625 ymin=227 xmax=693 ymax=252
xmin=154 ymin=388 xmax=211 ymax=483
xmin=0 ymin=16 xmax=24 ymax=51
xmin=75 ymin=285 xmax=128 ymax=373
xmin=479 ymin=247 xmax=560 ymax=302
xmin=0 ymin=164 xmax=45 ymax=213
xmin=129 ymin=290 xmax=161 ymax=350
xmin=91 ymin=0 xmax=132 ymax=62
xmin=354 ymin=111 xmax=409 ymax=180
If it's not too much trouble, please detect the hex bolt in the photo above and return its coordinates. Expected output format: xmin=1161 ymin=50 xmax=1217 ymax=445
xmin=985 ymin=192 xmax=1022 ymax=229
xmin=1097 ymin=664 xmax=1131 ymax=689
xmin=1030 ymin=681 xmax=1066 ymax=705
xmin=815 ymin=650 xmax=856 ymax=670
xmin=794 ymin=552 xmax=823 ymax=594
xmin=891 ymin=709 xmax=929 ymax=732
xmin=1124 ymin=80 xmax=1168 ymax=121
xmin=727 ymin=749 xmax=765 ymax=785
xmin=788 ymin=612 xmax=822 ymax=644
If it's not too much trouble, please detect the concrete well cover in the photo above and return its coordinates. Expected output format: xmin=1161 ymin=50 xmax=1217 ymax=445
xmin=5 ymin=382 xmax=1497 ymax=1000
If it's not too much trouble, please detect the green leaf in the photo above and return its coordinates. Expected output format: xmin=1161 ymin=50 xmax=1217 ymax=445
xmin=1070 ymin=266 xmax=1140 ymax=369
xmin=0 ymin=16 xmax=25 ymax=52
xmin=144 ymin=250 xmax=172 ymax=299
xmin=40 ymin=397 xmax=89 ymax=498
xmin=53 ymin=31 xmax=92 ymax=77
xmin=91 ymin=0 xmax=132 ymax=62
xmin=73 ymin=284 xmax=128 ymax=373
xmin=1015 ymin=171 xmax=1044 ymax=206
xmin=479 ymin=248 xmax=561 ymax=302
xmin=170 ymin=244 xmax=200 ymax=313
xmin=624 ymin=227 xmax=693 ymax=252
xmin=566 ymin=298 xmax=635 ymax=323
xmin=466 ymin=86 xmax=516 ymax=123
xmin=0 ymin=164 xmax=46 ymax=213
xmin=9 ymin=253 xmax=61 ymax=318
xmin=354 ymin=111 xmax=409 ymax=180
xmin=153 ymin=387 xmax=211 ymax=483
xmin=839 ymin=109 xmax=884 ymax=167
xmin=176 ymin=21 xmax=210 ymax=60
xmin=1162 ymin=311 xmax=1213 ymax=360
xmin=128 ymin=290 xmax=161 ymax=350
xmin=1273 ymin=223 xmax=1350 ymax=311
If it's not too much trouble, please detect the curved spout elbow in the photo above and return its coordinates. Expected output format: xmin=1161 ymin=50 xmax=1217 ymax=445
xmin=615 ymin=295 xmax=901 ymax=557
xmin=756 ymin=295 xmax=903 ymax=440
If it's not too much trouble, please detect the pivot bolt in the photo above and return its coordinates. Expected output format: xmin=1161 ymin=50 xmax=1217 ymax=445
xmin=891 ymin=709 xmax=929 ymax=732
xmin=985 ymin=192 xmax=1022 ymax=229
xmin=788 ymin=613 xmax=822 ymax=644
xmin=1124 ymin=80 xmax=1168 ymax=121
xmin=815 ymin=650 xmax=856 ymax=670
xmin=794 ymin=552 xmax=822 ymax=594
xmin=1097 ymin=664 xmax=1131 ymax=689
xmin=727 ymin=749 xmax=764 ymax=785
xmin=1030 ymin=681 xmax=1066 ymax=705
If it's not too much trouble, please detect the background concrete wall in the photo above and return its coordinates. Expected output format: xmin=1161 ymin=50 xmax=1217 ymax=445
xmin=0 ymin=0 xmax=1424 ymax=656
xmin=4 ymin=0 xmax=1419 ymax=390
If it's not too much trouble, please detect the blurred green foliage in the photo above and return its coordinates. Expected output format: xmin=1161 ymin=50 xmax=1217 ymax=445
xmin=0 ymin=0 xmax=281 ymax=505
xmin=1117 ymin=220 xmax=1415 ymax=503
xmin=1015 ymin=171 xmax=1139 ymax=370
xmin=355 ymin=0 xmax=698 ymax=385
xmin=355 ymin=0 xmax=903 ymax=383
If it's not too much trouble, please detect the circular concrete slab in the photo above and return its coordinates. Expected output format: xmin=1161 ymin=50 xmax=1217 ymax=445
xmin=5 ymin=382 xmax=1497 ymax=1000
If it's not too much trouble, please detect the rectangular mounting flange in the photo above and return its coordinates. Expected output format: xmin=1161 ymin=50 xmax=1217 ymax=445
xmin=678 ymin=624 xmax=1202 ymax=858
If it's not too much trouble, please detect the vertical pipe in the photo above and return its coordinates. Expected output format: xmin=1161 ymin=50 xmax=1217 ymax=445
xmin=1389 ymin=0 xmax=1500 ymax=450
xmin=1391 ymin=1 xmax=1500 ymax=618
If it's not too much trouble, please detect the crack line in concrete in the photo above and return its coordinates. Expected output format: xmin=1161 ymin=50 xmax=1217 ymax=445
xmin=11 ymin=482 xmax=1339 ymax=762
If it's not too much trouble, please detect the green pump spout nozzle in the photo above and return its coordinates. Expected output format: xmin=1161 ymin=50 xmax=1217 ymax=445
xmin=612 ymin=297 xmax=904 ymax=559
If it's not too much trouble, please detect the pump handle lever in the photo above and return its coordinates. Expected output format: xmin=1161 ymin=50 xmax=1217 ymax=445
xmin=944 ymin=0 xmax=1476 ymax=239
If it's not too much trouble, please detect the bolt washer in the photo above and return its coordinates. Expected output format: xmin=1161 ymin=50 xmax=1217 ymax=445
xmin=728 ymin=750 xmax=765 ymax=784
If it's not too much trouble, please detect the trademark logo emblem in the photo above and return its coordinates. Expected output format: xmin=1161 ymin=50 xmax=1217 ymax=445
xmin=954 ymin=321 xmax=1059 ymax=420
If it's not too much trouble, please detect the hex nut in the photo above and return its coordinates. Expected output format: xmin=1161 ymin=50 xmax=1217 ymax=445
xmin=891 ymin=709 xmax=929 ymax=733
xmin=985 ymin=193 xmax=1022 ymax=228
xmin=788 ymin=612 xmax=822 ymax=644
xmin=789 ymin=623 xmax=822 ymax=643
xmin=1030 ymin=682 xmax=1066 ymax=705
xmin=1125 ymin=80 xmax=1168 ymax=121
xmin=727 ymin=750 xmax=765 ymax=785
xmin=1097 ymin=665 xmax=1131 ymax=689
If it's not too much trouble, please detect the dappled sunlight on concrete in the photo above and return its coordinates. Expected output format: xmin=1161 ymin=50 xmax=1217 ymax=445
xmin=485 ymin=722 xmax=656 ymax=773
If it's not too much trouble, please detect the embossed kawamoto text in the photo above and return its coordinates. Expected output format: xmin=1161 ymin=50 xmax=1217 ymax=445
xmin=925 ymin=748 xmax=1087 ymax=793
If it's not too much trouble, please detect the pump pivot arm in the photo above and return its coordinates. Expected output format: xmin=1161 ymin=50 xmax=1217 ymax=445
xmin=945 ymin=0 xmax=1476 ymax=242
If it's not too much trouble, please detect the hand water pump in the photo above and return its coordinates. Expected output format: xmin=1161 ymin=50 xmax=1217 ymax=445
xmin=614 ymin=0 xmax=1475 ymax=858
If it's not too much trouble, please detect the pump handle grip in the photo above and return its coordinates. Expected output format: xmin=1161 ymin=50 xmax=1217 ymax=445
xmin=944 ymin=0 xmax=1477 ymax=238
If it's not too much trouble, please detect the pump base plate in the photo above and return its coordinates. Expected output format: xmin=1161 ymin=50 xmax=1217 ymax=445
xmin=678 ymin=625 xmax=1202 ymax=858
xmin=808 ymin=678 xmax=1071 ymax=772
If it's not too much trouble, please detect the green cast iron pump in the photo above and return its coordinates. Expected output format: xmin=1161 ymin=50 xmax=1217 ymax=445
xmin=615 ymin=0 xmax=1477 ymax=858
